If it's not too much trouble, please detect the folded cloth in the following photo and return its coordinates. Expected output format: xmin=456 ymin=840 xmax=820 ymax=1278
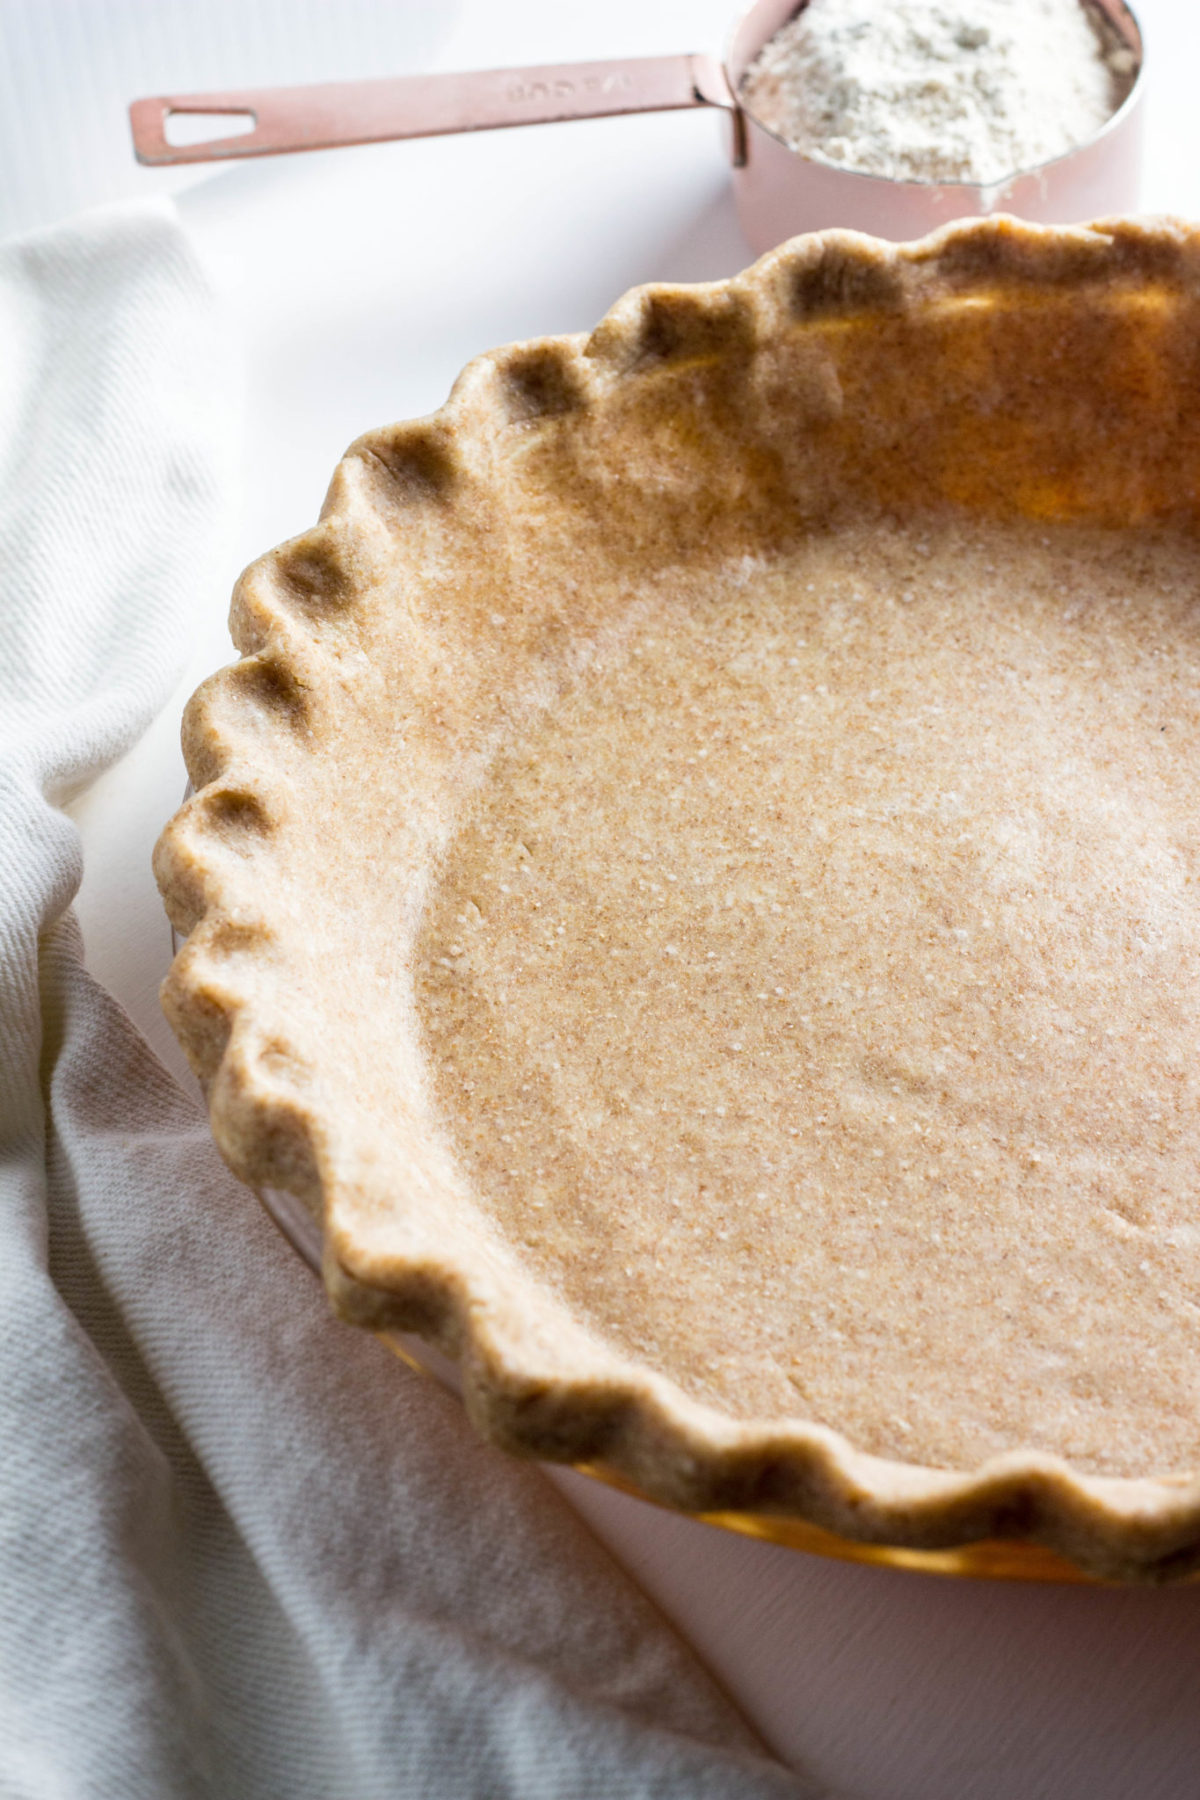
xmin=0 ymin=199 xmax=818 ymax=1800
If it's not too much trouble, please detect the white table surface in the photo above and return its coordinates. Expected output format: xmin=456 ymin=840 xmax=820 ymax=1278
xmin=16 ymin=0 xmax=1200 ymax=1792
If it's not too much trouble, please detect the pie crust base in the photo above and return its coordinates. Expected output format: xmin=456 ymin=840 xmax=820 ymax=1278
xmin=416 ymin=510 xmax=1200 ymax=1484
xmin=156 ymin=216 xmax=1200 ymax=1582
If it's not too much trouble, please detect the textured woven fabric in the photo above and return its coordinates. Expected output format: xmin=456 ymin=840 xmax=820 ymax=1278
xmin=0 ymin=198 xmax=815 ymax=1799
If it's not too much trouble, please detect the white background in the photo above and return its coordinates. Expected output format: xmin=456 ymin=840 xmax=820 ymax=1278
xmin=9 ymin=1 xmax=1200 ymax=1793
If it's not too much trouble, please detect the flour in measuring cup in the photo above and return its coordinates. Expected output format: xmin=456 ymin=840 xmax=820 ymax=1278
xmin=740 ymin=0 xmax=1137 ymax=186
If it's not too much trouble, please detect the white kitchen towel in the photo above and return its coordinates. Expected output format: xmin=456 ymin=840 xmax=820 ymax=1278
xmin=0 ymin=198 xmax=819 ymax=1799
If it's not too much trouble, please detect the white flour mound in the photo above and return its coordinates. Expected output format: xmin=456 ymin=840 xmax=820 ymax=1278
xmin=740 ymin=0 xmax=1137 ymax=185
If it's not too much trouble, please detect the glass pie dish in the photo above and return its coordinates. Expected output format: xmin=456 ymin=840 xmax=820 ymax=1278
xmin=158 ymin=214 xmax=1200 ymax=1585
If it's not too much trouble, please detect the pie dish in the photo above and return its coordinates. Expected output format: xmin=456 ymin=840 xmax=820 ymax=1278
xmin=156 ymin=215 xmax=1200 ymax=1583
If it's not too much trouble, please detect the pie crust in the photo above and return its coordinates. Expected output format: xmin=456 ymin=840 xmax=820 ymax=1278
xmin=156 ymin=216 xmax=1200 ymax=1582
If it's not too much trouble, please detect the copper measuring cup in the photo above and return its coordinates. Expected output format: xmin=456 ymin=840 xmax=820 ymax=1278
xmin=131 ymin=0 xmax=1145 ymax=255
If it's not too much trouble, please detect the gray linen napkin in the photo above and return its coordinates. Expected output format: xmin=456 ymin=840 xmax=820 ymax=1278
xmin=0 ymin=198 xmax=817 ymax=1799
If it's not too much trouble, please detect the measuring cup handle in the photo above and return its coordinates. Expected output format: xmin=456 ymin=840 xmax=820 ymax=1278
xmin=129 ymin=53 xmax=738 ymax=167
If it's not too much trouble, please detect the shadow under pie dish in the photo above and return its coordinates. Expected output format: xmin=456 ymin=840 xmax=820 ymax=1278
xmin=157 ymin=215 xmax=1200 ymax=1585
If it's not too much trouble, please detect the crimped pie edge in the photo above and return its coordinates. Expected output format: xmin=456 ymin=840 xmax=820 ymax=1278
xmin=155 ymin=214 xmax=1200 ymax=1583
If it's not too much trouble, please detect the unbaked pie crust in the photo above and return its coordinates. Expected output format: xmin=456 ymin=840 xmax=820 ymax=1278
xmin=157 ymin=216 xmax=1200 ymax=1582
